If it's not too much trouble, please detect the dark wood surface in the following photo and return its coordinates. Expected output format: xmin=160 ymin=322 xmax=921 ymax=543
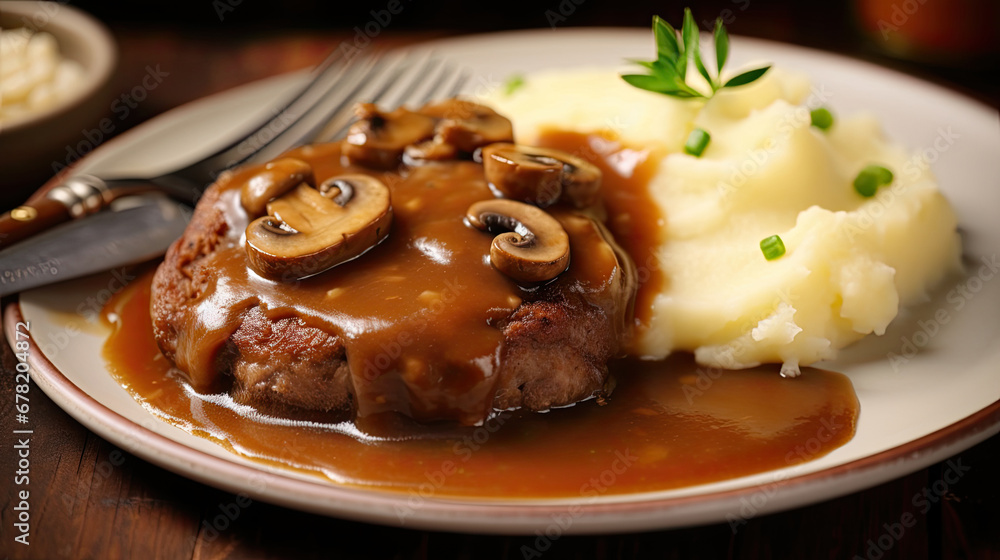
xmin=2 ymin=22 xmax=999 ymax=560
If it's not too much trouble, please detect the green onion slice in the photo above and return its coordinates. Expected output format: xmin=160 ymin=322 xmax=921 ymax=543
xmin=853 ymin=165 xmax=894 ymax=197
xmin=760 ymin=235 xmax=786 ymax=260
xmin=503 ymin=74 xmax=525 ymax=96
xmin=810 ymin=107 xmax=834 ymax=130
xmin=684 ymin=128 xmax=711 ymax=157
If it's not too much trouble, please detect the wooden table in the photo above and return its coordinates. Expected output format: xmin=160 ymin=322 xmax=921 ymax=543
xmin=2 ymin=28 xmax=999 ymax=559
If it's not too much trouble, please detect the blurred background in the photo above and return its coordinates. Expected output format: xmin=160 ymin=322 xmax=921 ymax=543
xmin=1 ymin=0 xmax=997 ymax=208
xmin=1 ymin=4 xmax=998 ymax=557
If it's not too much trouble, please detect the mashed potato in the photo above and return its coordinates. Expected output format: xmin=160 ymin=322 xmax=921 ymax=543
xmin=484 ymin=68 xmax=961 ymax=374
xmin=0 ymin=28 xmax=83 ymax=123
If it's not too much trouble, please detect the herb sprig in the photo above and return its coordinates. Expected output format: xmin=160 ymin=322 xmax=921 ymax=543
xmin=622 ymin=9 xmax=771 ymax=100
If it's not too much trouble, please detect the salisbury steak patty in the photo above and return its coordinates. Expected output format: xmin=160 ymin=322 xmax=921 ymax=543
xmin=151 ymin=100 xmax=636 ymax=425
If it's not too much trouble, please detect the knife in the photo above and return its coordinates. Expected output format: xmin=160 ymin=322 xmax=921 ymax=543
xmin=0 ymin=195 xmax=190 ymax=297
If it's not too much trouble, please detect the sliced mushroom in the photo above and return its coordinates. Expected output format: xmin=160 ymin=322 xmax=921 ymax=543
xmin=481 ymin=143 xmax=602 ymax=208
xmin=343 ymin=103 xmax=436 ymax=169
xmin=245 ymin=174 xmax=392 ymax=279
xmin=465 ymin=199 xmax=570 ymax=283
xmin=240 ymin=158 xmax=315 ymax=217
xmin=417 ymin=99 xmax=513 ymax=153
xmin=403 ymin=138 xmax=458 ymax=163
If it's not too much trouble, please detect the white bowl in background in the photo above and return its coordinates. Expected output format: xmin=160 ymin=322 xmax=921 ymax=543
xmin=0 ymin=1 xmax=116 ymax=203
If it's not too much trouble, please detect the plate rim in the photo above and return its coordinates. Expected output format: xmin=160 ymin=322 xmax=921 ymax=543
xmin=7 ymin=27 xmax=1000 ymax=534
xmin=7 ymin=301 xmax=999 ymax=534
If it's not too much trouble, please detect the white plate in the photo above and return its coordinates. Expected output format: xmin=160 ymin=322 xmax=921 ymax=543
xmin=6 ymin=29 xmax=1000 ymax=534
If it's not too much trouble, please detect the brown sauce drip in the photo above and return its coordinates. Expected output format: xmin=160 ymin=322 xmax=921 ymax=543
xmin=171 ymin=142 xmax=630 ymax=424
xmin=104 ymin=273 xmax=859 ymax=498
xmin=535 ymin=130 xmax=664 ymax=332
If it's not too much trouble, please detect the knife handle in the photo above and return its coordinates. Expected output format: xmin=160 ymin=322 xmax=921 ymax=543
xmin=0 ymin=176 xmax=110 ymax=250
xmin=0 ymin=199 xmax=73 ymax=249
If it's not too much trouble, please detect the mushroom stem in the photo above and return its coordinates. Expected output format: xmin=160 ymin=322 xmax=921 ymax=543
xmin=240 ymin=158 xmax=316 ymax=217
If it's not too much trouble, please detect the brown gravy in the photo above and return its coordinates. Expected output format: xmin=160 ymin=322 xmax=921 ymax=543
xmin=102 ymin=129 xmax=859 ymax=499
xmin=535 ymin=129 xmax=665 ymax=329
xmin=168 ymin=142 xmax=631 ymax=425
xmin=103 ymin=271 xmax=858 ymax=498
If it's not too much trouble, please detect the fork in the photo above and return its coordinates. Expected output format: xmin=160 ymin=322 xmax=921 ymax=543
xmin=0 ymin=50 xmax=467 ymax=249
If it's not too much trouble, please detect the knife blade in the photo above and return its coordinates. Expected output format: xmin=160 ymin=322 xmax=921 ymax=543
xmin=0 ymin=195 xmax=190 ymax=297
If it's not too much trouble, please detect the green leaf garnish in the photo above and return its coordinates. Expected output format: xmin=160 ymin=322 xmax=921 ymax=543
xmin=653 ymin=15 xmax=680 ymax=63
xmin=681 ymin=9 xmax=699 ymax=79
xmin=723 ymin=66 xmax=770 ymax=87
xmin=622 ymin=8 xmax=771 ymax=100
xmin=713 ymin=19 xmax=728 ymax=86
xmin=693 ymin=46 xmax=712 ymax=88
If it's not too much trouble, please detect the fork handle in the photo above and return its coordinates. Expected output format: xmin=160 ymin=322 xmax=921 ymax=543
xmin=0 ymin=176 xmax=110 ymax=250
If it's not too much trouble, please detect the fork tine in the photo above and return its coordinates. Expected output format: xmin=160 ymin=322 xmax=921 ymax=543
xmin=22 ymin=50 xmax=471 ymax=243
xmin=233 ymin=54 xmax=394 ymax=164
xmin=199 ymin=50 xmax=468 ymax=171
xmin=374 ymin=53 xmax=440 ymax=109
xmin=320 ymin=57 xmax=465 ymax=143
xmin=443 ymin=69 xmax=472 ymax=99
xmin=357 ymin=53 xmax=424 ymax=109
xmin=404 ymin=57 xmax=447 ymax=104
xmin=91 ymin=53 xmax=396 ymax=204
xmin=253 ymin=47 xmax=352 ymax=127
xmin=320 ymin=54 xmax=439 ymax=142
xmin=419 ymin=65 xmax=469 ymax=104
xmin=309 ymin=53 xmax=416 ymax=143
xmin=197 ymin=49 xmax=440 ymax=177
xmin=183 ymin=49 xmax=363 ymax=176
xmin=213 ymin=54 xmax=384 ymax=169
